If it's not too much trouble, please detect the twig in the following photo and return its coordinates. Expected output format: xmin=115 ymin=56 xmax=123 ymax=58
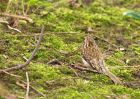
xmin=16 ymin=79 xmax=46 ymax=97
xmin=70 ymin=64 xmax=140 ymax=72
xmin=2 ymin=70 xmax=22 ymax=78
xmin=0 ymin=71 xmax=40 ymax=97
xmin=22 ymin=56 xmax=28 ymax=61
xmin=0 ymin=13 xmax=33 ymax=23
xmin=69 ymin=64 xmax=99 ymax=73
xmin=5 ymin=0 xmax=12 ymax=12
xmin=22 ymin=0 xmax=25 ymax=15
xmin=68 ymin=66 xmax=79 ymax=77
xmin=19 ymin=80 xmax=46 ymax=97
xmin=0 ymin=20 xmax=9 ymax=24
xmin=4 ymin=32 xmax=81 ymax=37
xmin=0 ymin=20 xmax=21 ymax=33
xmin=0 ymin=26 xmax=45 ymax=73
xmin=108 ymin=65 xmax=140 ymax=68
xmin=7 ymin=25 xmax=21 ymax=33
xmin=25 ymin=72 xmax=30 ymax=99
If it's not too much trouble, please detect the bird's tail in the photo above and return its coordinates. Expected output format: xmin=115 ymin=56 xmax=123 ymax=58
xmin=104 ymin=70 xmax=122 ymax=85
xmin=99 ymin=61 xmax=122 ymax=85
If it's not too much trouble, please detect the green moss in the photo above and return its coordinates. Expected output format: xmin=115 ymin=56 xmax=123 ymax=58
xmin=0 ymin=3 xmax=7 ymax=11
xmin=113 ymin=69 xmax=134 ymax=81
xmin=111 ymin=85 xmax=140 ymax=98
xmin=1 ymin=0 xmax=140 ymax=98
xmin=29 ymin=64 xmax=62 ymax=81
xmin=114 ymin=51 xmax=125 ymax=59
xmin=0 ymin=55 xmax=6 ymax=68
xmin=44 ymin=34 xmax=65 ymax=50
xmin=105 ymin=56 xmax=125 ymax=66
xmin=130 ymin=45 xmax=140 ymax=56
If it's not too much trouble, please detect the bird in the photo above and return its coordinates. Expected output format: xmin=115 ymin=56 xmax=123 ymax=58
xmin=81 ymin=33 xmax=122 ymax=85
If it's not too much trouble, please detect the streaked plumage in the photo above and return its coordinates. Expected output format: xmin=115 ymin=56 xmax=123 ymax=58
xmin=81 ymin=33 xmax=122 ymax=84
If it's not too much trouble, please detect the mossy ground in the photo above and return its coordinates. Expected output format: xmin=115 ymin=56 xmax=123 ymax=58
xmin=0 ymin=0 xmax=140 ymax=99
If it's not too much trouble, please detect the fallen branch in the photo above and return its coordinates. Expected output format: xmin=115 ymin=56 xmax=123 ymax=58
xmin=108 ymin=65 xmax=140 ymax=68
xmin=4 ymin=32 xmax=81 ymax=37
xmin=1 ymin=70 xmax=45 ymax=97
xmin=69 ymin=64 xmax=99 ymax=73
xmin=7 ymin=25 xmax=21 ymax=33
xmin=25 ymin=72 xmax=30 ymax=99
xmin=17 ymin=80 xmax=46 ymax=97
xmin=68 ymin=65 xmax=79 ymax=77
xmin=0 ymin=20 xmax=9 ymax=24
xmin=0 ymin=13 xmax=33 ymax=23
xmin=70 ymin=64 xmax=140 ymax=72
xmin=2 ymin=70 xmax=22 ymax=78
xmin=0 ymin=20 xmax=21 ymax=33
xmin=0 ymin=26 xmax=45 ymax=73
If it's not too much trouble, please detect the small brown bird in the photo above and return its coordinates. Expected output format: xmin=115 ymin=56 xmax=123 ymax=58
xmin=81 ymin=33 xmax=122 ymax=84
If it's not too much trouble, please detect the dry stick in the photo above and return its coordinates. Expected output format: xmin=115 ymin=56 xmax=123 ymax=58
xmin=5 ymin=32 xmax=80 ymax=37
xmin=0 ymin=13 xmax=33 ymax=23
xmin=0 ymin=20 xmax=21 ymax=32
xmin=22 ymin=0 xmax=25 ymax=15
xmin=0 ymin=26 xmax=45 ymax=73
xmin=1 ymin=70 xmax=45 ymax=97
xmin=70 ymin=64 xmax=140 ymax=74
xmin=68 ymin=66 xmax=79 ymax=77
xmin=2 ymin=70 xmax=22 ymax=78
xmin=0 ymin=20 xmax=9 ymax=24
xmin=5 ymin=0 xmax=12 ymax=12
xmin=69 ymin=64 xmax=99 ymax=73
xmin=25 ymin=0 xmax=31 ymax=15
xmin=7 ymin=25 xmax=21 ymax=33
xmin=25 ymin=72 xmax=30 ymax=99
xmin=108 ymin=65 xmax=140 ymax=68
xmin=19 ymin=80 xmax=46 ymax=97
